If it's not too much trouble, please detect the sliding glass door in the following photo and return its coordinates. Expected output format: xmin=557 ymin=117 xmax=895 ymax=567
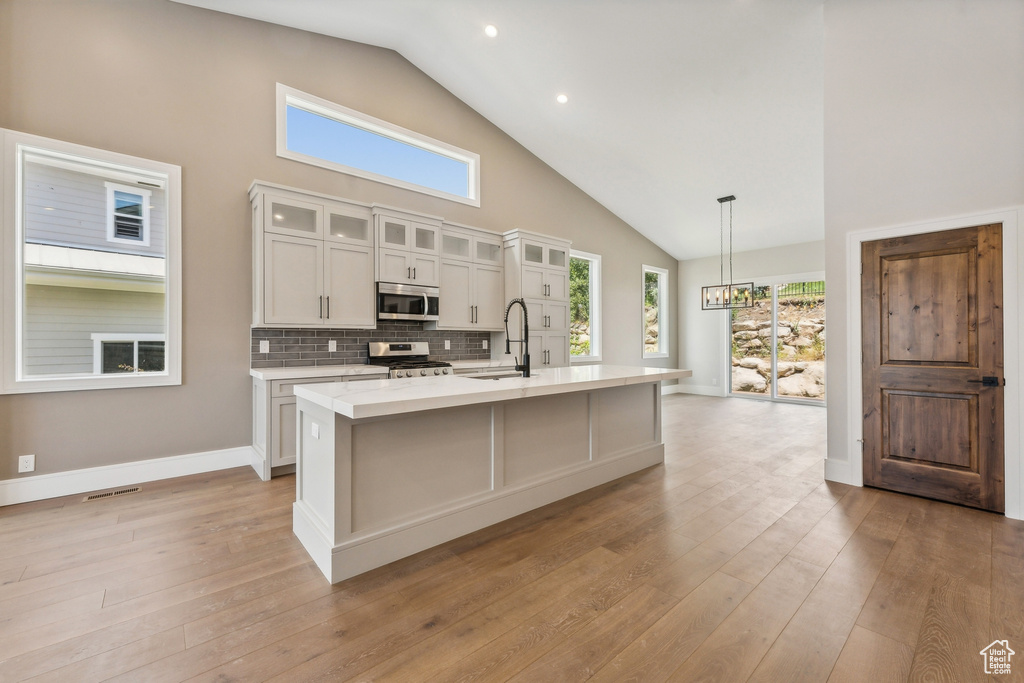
xmin=729 ymin=280 xmax=825 ymax=403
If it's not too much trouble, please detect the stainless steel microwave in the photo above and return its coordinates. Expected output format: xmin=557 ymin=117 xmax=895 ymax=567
xmin=376 ymin=282 xmax=440 ymax=322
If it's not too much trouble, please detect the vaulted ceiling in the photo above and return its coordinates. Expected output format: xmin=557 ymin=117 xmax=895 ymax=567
xmin=173 ymin=0 xmax=825 ymax=260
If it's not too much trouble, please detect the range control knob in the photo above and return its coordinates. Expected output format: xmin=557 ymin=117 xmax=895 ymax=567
xmin=434 ymin=369 xmax=440 ymax=375
xmin=420 ymin=369 xmax=427 ymax=376
xmin=395 ymin=371 xmax=404 ymax=378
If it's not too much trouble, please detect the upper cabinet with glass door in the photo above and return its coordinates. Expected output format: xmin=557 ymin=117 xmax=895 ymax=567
xmin=251 ymin=182 xmax=375 ymax=329
xmin=505 ymin=230 xmax=571 ymax=301
xmin=374 ymin=207 xmax=441 ymax=286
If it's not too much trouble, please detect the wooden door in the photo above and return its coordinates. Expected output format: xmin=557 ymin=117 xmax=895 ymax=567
xmin=862 ymin=224 xmax=1003 ymax=511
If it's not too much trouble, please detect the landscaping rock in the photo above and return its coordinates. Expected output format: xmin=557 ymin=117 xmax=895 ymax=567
xmin=732 ymin=366 xmax=767 ymax=393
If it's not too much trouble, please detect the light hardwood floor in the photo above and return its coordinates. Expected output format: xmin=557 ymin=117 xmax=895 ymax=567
xmin=1 ymin=394 xmax=1021 ymax=681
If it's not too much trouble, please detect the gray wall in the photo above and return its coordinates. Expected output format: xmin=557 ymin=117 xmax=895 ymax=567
xmin=0 ymin=0 xmax=678 ymax=479
xmin=823 ymin=0 xmax=1024 ymax=476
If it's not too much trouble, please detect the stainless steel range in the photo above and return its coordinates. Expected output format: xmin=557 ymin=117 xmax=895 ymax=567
xmin=366 ymin=341 xmax=453 ymax=379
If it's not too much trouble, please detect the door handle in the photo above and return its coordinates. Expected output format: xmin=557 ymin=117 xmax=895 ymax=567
xmin=319 ymin=295 xmax=323 ymax=319
xmin=968 ymin=376 xmax=1002 ymax=387
xmin=407 ymin=267 xmax=411 ymax=279
xmin=326 ymin=296 xmax=330 ymax=320
xmin=413 ymin=267 xmax=417 ymax=280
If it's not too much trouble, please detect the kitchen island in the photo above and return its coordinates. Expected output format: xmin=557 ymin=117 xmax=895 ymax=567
xmin=292 ymin=364 xmax=691 ymax=583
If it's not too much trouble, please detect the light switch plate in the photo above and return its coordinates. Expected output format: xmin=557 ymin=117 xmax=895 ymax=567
xmin=311 ymin=423 xmax=320 ymax=439
xmin=328 ymin=340 xmax=337 ymax=352
xmin=444 ymin=339 xmax=450 ymax=350
xmin=482 ymin=339 xmax=488 ymax=350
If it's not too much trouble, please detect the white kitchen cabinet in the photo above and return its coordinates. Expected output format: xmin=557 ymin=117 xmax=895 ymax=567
xmin=503 ymin=230 xmax=572 ymax=367
xmin=263 ymin=233 xmax=324 ymax=326
xmin=522 ymin=266 xmax=569 ymax=300
xmin=375 ymin=208 xmax=441 ymax=286
xmin=525 ymin=299 xmax=569 ymax=332
xmin=252 ymin=183 xmax=375 ymax=328
xmin=435 ymin=223 xmax=504 ymax=330
xmin=252 ymin=370 xmax=387 ymax=480
xmin=524 ymin=331 xmax=569 ymax=369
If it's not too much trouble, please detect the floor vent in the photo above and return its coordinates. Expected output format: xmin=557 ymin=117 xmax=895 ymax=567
xmin=84 ymin=486 xmax=141 ymax=502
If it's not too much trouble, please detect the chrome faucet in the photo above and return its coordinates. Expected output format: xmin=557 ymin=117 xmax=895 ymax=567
xmin=503 ymin=297 xmax=530 ymax=377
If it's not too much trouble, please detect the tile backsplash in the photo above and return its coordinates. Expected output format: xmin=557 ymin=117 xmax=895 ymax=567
xmin=251 ymin=321 xmax=492 ymax=368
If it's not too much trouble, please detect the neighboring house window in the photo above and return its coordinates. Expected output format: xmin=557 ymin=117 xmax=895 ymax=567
xmin=105 ymin=182 xmax=151 ymax=246
xmin=277 ymin=83 xmax=480 ymax=207
xmin=91 ymin=334 xmax=165 ymax=374
xmin=2 ymin=129 xmax=182 ymax=394
xmin=570 ymin=250 xmax=602 ymax=362
xmin=643 ymin=265 xmax=669 ymax=358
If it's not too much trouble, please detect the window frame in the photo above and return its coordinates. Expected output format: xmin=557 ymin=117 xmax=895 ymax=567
xmin=642 ymin=264 xmax=670 ymax=359
xmin=569 ymin=250 xmax=602 ymax=364
xmin=105 ymin=181 xmax=151 ymax=247
xmin=276 ymin=83 xmax=481 ymax=207
xmin=1 ymin=128 xmax=182 ymax=394
xmin=91 ymin=333 xmax=166 ymax=374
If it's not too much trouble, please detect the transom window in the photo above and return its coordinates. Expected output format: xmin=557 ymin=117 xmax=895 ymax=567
xmin=277 ymin=84 xmax=480 ymax=207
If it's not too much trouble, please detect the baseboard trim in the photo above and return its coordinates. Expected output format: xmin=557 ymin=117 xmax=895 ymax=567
xmin=676 ymin=384 xmax=725 ymax=397
xmin=0 ymin=446 xmax=256 ymax=507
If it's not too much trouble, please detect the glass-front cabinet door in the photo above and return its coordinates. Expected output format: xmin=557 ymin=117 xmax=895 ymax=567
xmin=264 ymin=195 xmax=323 ymax=239
xmin=411 ymin=222 xmax=438 ymax=255
xmin=379 ymin=218 xmax=410 ymax=250
xmin=325 ymin=201 xmax=371 ymax=246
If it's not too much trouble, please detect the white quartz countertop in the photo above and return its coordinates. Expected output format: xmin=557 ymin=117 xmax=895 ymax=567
xmin=249 ymin=365 xmax=389 ymax=381
xmin=294 ymin=364 xmax=692 ymax=419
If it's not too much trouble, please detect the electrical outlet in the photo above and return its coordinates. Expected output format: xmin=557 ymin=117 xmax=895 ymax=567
xmin=328 ymin=340 xmax=337 ymax=352
xmin=482 ymin=339 xmax=488 ymax=350
xmin=311 ymin=423 xmax=320 ymax=439
xmin=259 ymin=340 xmax=270 ymax=353
xmin=712 ymin=378 xmax=718 ymax=386
xmin=444 ymin=339 xmax=450 ymax=350
xmin=18 ymin=454 xmax=35 ymax=473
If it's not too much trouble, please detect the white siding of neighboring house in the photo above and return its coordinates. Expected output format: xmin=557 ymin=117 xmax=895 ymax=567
xmin=23 ymin=284 xmax=165 ymax=376
xmin=23 ymin=160 xmax=166 ymax=257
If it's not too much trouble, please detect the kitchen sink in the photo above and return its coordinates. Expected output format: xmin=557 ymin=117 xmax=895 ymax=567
xmin=464 ymin=372 xmax=528 ymax=380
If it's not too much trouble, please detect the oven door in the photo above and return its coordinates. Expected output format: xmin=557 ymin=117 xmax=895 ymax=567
xmin=377 ymin=283 xmax=440 ymax=321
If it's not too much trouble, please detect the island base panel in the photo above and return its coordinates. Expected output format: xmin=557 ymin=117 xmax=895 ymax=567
xmin=294 ymin=382 xmax=664 ymax=583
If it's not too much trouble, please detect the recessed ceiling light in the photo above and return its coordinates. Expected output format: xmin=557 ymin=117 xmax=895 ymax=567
xmin=484 ymin=24 xmax=498 ymax=38
xmin=556 ymin=94 xmax=569 ymax=104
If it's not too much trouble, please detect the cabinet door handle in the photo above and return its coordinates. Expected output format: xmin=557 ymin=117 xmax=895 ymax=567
xmin=319 ymin=295 xmax=323 ymax=319
xmin=326 ymin=296 xmax=330 ymax=320
xmin=407 ymin=267 xmax=411 ymax=278
xmin=413 ymin=267 xmax=417 ymax=280
xmin=474 ymin=305 xmax=478 ymax=323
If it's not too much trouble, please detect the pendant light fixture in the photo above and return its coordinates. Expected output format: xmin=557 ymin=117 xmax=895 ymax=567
xmin=702 ymin=195 xmax=753 ymax=310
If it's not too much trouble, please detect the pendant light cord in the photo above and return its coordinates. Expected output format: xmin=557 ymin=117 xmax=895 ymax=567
xmin=719 ymin=201 xmax=724 ymax=287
